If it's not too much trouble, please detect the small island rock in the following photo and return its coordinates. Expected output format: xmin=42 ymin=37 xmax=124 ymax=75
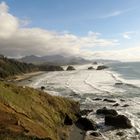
xmin=96 ymin=65 xmax=108 ymax=70
xmin=88 ymin=66 xmax=94 ymax=70
xmin=66 ymin=66 xmax=76 ymax=71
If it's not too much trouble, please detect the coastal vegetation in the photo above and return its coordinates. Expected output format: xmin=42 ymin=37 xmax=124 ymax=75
xmin=0 ymin=55 xmax=38 ymax=79
xmin=0 ymin=81 xmax=79 ymax=140
xmin=0 ymin=55 xmax=134 ymax=139
xmin=0 ymin=55 xmax=64 ymax=79
xmin=39 ymin=64 xmax=64 ymax=71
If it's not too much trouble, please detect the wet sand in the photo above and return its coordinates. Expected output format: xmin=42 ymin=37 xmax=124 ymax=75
xmin=69 ymin=124 xmax=85 ymax=140
xmin=14 ymin=71 xmax=45 ymax=81
xmin=13 ymin=71 xmax=46 ymax=86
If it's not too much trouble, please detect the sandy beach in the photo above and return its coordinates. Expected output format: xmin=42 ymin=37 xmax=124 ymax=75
xmin=13 ymin=71 xmax=46 ymax=86
xmin=18 ymin=64 xmax=140 ymax=140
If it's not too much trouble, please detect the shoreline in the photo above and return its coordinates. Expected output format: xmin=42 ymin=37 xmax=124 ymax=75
xmin=13 ymin=71 xmax=46 ymax=82
xmin=13 ymin=71 xmax=86 ymax=140
xmin=11 ymin=67 xmax=138 ymax=140
xmin=13 ymin=71 xmax=85 ymax=140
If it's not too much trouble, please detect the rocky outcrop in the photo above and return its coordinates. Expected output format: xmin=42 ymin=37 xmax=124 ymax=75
xmin=115 ymin=82 xmax=123 ymax=85
xmin=0 ymin=81 xmax=80 ymax=140
xmin=122 ymin=104 xmax=129 ymax=107
xmin=41 ymin=86 xmax=45 ymax=90
xmin=93 ymin=98 xmax=102 ymax=101
xmin=113 ymin=103 xmax=120 ymax=107
xmin=116 ymin=132 xmax=125 ymax=136
xmin=103 ymin=98 xmax=116 ymax=103
xmin=96 ymin=65 xmax=108 ymax=70
xmin=76 ymin=117 xmax=97 ymax=131
xmin=96 ymin=107 xmax=118 ymax=116
xmin=64 ymin=114 xmax=73 ymax=125
xmin=66 ymin=66 xmax=76 ymax=71
xmin=88 ymin=67 xmax=94 ymax=70
xmin=105 ymin=115 xmax=132 ymax=128
xmin=90 ymin=131 xmax=102 ymax=137
xmin=120 ymin=99 xmax=125 ymax=102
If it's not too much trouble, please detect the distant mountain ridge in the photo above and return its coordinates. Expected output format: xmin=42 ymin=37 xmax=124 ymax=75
xmin=20 ymin=55 xmax=91 ymax=65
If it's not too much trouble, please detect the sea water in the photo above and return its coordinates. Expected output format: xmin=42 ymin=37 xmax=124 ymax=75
xmin=27 ymin=62 xmax=140 ymax=140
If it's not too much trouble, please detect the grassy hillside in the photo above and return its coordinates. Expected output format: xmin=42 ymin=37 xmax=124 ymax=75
xmin=0 ymin=55 xmax=65 ymax=79
xmin=0 ymin=55 xmax=38 ymax=79
xmin=0 ymin=81 xmax=79 ymax=140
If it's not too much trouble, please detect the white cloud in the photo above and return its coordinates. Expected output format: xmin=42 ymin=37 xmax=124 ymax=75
xmin=0 ymin=2 xmax=18 ymax=38
xmin=0 ymin=2 xmax=139 ymax=61
xmin=0 ymin=2 xmax=118 ymax=58
xmin=90 ymin=46 xmax=140 ymax=61
xmin=0 ymin=1 xmax=8 ymax=13
xmin=122 ymin=31 xmax=136 ymax=39
xmin=19 ymin=18 xmax=31 ymax=27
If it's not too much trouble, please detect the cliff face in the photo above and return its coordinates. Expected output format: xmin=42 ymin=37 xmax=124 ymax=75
xmin=0 ymin=81 xmax=80 ymax=140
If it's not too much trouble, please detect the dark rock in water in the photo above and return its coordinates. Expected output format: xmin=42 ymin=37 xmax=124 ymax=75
xmin=105 ymin=115 xmax=132 ymax=129
xmin=90 ymin=131 xmax=101 ymax=137
xmin=103 ymin=98 xmax=116 ymax=103
xmin=115 ymin=82 xmax=123 ymax=85
xmin=79 ymin=109 xmax=93 ymax=116
xmin=66 ymin=66 xmax=76 ymax=71
xmin=41 ymin=86 xmax=45 ymax=90
xmin=88 ymin=66 xmax=94 ymax=70
xmin=116 ymin=131 xmax=125 ymax=136
xmin=76 ymin=117 xmax=97 ymax=131
xmin=120 ymin=99 xmax=125 ymax=102
xmin=113 ymin=103 xmax=120 ymax=107
xmin=96 ymin=65 xmax=108 ymax=70
xmin=69 ymin=92 xmax=79 ymax=97
xmin=93 ymin=98 xmax=102 ymax=101
xmin=96 ymin=107 xmax=118 ymax=116
xmin=64 ymin=114 xmax=73 ymax=125
xmin=122 ymin=104 xmax=129 ymax=107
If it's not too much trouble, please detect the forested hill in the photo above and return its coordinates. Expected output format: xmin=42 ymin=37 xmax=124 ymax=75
xmin=0 ymin=55 xmax=38 ymax=79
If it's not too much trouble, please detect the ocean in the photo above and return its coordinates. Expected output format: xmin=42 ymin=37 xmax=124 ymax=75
xmin=27 ymin=62 xmax=140 ymax=140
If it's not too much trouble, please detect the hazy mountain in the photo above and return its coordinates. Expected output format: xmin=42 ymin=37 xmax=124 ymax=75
xmin=20 ymin=55 xmax=91 ymax=65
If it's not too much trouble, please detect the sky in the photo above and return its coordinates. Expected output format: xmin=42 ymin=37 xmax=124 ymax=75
xmin=0 ymin=0 xmax=140 ymax=61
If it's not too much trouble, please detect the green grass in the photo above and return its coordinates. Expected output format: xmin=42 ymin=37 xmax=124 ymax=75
xmin=0 ymin=81 xmax=79 ymax=140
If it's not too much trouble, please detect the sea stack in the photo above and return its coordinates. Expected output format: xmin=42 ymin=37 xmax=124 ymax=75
xmin=66 ymin=65 xmax=76 ymax=71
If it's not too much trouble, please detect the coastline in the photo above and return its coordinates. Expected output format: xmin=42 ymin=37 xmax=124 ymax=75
xmin=14 ymin=71 xmax=45 ymax=82
xmin=12 ymin=71 xmax=86 ymax=140
xmin=10 ymin=64 xmax=139 ymax=140
xmin=12 ymin=71 xmax=46 ymax=87
xmin=0 ymin=79 xmax=80 ymax=140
